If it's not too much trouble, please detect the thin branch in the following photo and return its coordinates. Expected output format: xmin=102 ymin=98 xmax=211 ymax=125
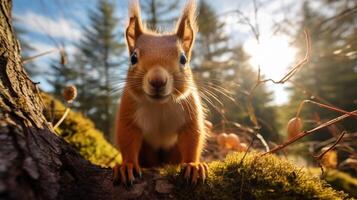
xmin=314 ymin=131 xmax=346 ymax=160
xmin=297 ymin=100 xmax=357 ymax=119
xmin=318 ymin=4 xmax=357 ymax=29
xmin=246 ymin=29 xmax=311 ymax=116
xmin=261 ymin=29 xmax=311 ymax=85
xmin=262 ymin=110 xmax=357 ymax=155
xmin=23 ymin=48 xmax=60 ymax=64
xmin=256 ymin=133 xmax=269 ymax=152
xmin=238 ymin=137 xmax=255 ymax=166
xmin=241 ymin=30 xmax=311 ymax=153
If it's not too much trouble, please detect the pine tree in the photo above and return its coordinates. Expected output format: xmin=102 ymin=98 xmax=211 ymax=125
xmin=223 ymin=45 xmax=279 ymax=140
xmin=193 ymin=0 xmax=231 ymax=76
xmin=193 ymin=1 xmax=279 ymax=140
xmin=192 ymin=0 xmax=230 ymax=124
xmin=288 ymin=1 xmax=357 ymax=139
xmin=46 ymin=56 xmax=77 ymax=100
xmin=76 ymin=0 xmax=125 ymax=138
xmin=141 ymin=0 xmax=180 ymax=30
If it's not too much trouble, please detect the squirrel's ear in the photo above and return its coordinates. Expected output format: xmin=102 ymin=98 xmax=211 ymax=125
xmin=176 ymin=0 xmax=197 ymax=58
xmin=126 ymin=0 xmax=144 ymax=54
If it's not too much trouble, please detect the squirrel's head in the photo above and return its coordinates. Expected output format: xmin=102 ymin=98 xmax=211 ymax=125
xmin=125 ymin=0 xmax=197 ymax=104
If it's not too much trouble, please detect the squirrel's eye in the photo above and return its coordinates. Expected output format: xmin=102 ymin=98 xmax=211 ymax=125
xmin=130 ymin=52 xmax=138 ymax=65
xmin=179 ymin=53 xmax=187 ymax=65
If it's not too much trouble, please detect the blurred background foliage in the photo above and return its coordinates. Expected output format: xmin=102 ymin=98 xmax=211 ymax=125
xmin=13 ymin=0 xmax=357 ymax=197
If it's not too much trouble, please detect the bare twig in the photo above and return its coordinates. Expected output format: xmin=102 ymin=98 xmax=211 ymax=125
xmin=246 ymin=29 xmax=310 ymax=120
xmin=318 ymin=5 xmax=357 ymax=29
xmin=23 ymin=48 xmax=61 ymax=64
xmin=262 ymin=110 xmax=357 ymax=155
xmin=239 ymin=137 xmax=255 ymax=166
xmin=242 ymin=30 xmax=311 ymax=153
xmin=256 ymin=133 xmax=269 ymax=152
xmin=296 ymin=100 xmax=357 ymax=119
xmin=314 ymin=131 xmax=346 ymax=160
xmin=260 ymin=29 xmax=311 ymax=85
xmin=306 ymin=132 xmax=357 ymax=150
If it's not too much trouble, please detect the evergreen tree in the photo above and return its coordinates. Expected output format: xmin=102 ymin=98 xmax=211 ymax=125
xmin=46 ymin=55 xmax=77 ymax=100
xmin=192 ymin=0 xmax=231 ymax=124
xmin=288 ymin=1 xmax=357 ymax=139
xmin=141 ymin=0 xmax=180 ymax=30
xmin=223 ymin=46 xmax=279 ymax=141
xmin=193 ymin=1 xmax=279 ymax=140
xmin=76 ymin=0 xmax=125 ymax=138
xmin=193 ymin=0 xmax=231 ymax=76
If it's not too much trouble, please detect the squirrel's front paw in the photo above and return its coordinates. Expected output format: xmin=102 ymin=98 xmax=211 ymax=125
xmin=181 ymin=162 xmax=208 ymax=185
xmin=113 ymin=162 xmax=142 ymax=187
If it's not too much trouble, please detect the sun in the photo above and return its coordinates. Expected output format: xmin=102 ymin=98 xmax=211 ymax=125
xmin=244 ymin=35 xmax=297 ymax=80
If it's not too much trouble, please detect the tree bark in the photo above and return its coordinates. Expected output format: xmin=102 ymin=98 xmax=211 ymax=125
xmin=0 ymin=1 xmax=174 ymax=199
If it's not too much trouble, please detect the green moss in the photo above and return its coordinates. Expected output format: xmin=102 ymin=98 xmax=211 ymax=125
xmin=309 ymin=168 xmax=357 ymax=198
xmin=42 ymin=93 xmax=121 ymax=167
xmin=165 ymin=152 xmax=350 ymax=200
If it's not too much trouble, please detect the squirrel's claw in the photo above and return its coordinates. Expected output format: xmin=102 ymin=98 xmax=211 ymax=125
xmin=181 ymin=162 xmax=208 ymax=185
xmin=113 ymin=162 xmax=141 ymax=187
xmin=198 ymin=163 xmax=208 ymax=183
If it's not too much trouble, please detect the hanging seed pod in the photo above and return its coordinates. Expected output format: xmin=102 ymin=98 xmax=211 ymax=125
xmin=63 ymin=85 xmax=77 ymax=103
xmin=287 ymin=117 xmax=303 ymax=139
xmin=217 ymin=133 xmax=228 ymax=148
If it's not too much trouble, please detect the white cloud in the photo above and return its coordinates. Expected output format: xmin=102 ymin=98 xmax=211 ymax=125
xmin=17 ymin=11 xmax=81 ymax=41
xmin=63 ymin=44 xmax=78 ymax=56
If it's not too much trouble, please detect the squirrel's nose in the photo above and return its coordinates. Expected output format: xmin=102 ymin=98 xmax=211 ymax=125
xmin=149 ymin=78 xmax=167 ymax=90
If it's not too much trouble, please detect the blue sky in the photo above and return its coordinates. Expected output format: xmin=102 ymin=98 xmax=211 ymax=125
xmin=13 ymin=0 xmax=304 ymax=105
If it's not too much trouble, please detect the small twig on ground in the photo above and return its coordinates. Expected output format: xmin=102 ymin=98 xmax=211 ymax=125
xmin=238 ymin=137 xmax=255 ymax=166
xmin=256 ymin=133 xmax=269 ymax=152
xmin=317 ymin=161 xmax=326 ymax=178
xmin=239 ymin=134 xmax=257 ymax=200
xmin=306 ymin=132 xmax=357 ymax=150
xmin=314 ymin=131 xmax=346 ymax=160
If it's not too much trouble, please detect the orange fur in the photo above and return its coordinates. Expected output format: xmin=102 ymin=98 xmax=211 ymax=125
xmin=114 ymin=0 xmax=206 ymax=184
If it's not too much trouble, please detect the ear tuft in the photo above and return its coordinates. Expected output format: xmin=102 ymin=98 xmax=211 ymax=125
xmin=126 ymin=0 xmax=144 ymax=54
xmin=176 ymin=0 xmax=197 ymax=58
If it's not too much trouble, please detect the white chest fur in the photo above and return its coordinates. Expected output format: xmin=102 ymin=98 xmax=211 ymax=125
xmin=134 ymin=101 xmax=186 ymax=149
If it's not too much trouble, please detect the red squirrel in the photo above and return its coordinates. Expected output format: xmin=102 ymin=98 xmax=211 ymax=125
xmin=113 ymin=0 xmax=207 ymax=185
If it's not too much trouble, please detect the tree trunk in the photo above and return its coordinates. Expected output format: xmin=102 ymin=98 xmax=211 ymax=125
xmin=0 ymin=1 xmax=174 ymax=199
